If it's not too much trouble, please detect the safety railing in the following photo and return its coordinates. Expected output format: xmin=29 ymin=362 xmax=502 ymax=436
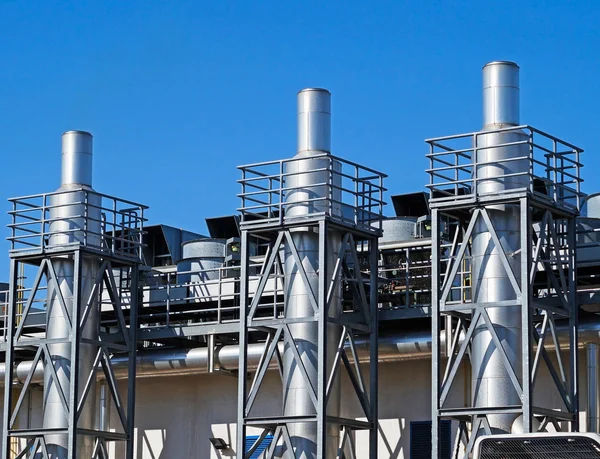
xmin=8 ymin=189 xmax=147 ymax=261
xmin=238 ymin=154 xmax=387 ymax=234
xmin=376 ymin=219 xmax=470 ymax=309
xmin=426 ymin=125 xmax=583 ymax=212
xmin=135 ymin=261 xmax=284 ymax=329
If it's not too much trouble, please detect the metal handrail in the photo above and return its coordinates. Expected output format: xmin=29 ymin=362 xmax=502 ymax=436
xmin=237 ymin=153 xmax=387 ymax=232
xmin=426 ymin=125 xmax=583 ymax=211
xmin=7 ymin=188 xmax=147 ymax=261
xmin=134 ymin=261 xmax=284 ymax=329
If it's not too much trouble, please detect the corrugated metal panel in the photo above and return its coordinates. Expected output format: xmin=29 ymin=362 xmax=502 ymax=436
xmin=410 ymin=420 xmax=451 ymax=459
xmin=246 ymin=434 xmax=273 ymax=459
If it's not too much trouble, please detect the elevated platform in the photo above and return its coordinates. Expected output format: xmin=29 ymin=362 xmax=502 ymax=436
xmin=7 ymin=188 xmax=147 ymax=264
xmin=237 ymin=153 xmax=387 ymax=238
xmin=426 ymin=124 xmax=583 ymax=216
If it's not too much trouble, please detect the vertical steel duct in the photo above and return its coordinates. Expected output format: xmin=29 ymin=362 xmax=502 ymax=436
xmin=44 ymin=131 xmax=101 ymax=458
xmin=587 ymin=343 xmax=600 ymax=432
xmin=283 ymin=88 xmax=342 ymax=458
xmin=471 ymin=62 xmax=527 ymax=434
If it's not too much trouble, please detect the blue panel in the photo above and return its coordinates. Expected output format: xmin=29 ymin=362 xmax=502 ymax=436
xmin=246 ymin=435 xmax=274 ymax=459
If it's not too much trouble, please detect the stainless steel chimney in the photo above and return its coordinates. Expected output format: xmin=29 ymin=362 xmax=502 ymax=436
xmin=44 ymin=131 xmax=101 ymax=458
xmin=471 ymin=61 xmax=527 ymax=434
xmin=282 ymin=88 xmax=342 ymax=458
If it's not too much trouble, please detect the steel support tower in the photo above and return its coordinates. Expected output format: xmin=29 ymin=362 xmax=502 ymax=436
xmin=236 ymin=89 xmax=385 ymax=458
xmin=429 ymin=63 xmax=583 ymax=458
xmin=1 ymin=131 xmax=146 ymax=459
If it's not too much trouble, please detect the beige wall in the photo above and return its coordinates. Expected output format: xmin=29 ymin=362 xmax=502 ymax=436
xmin=112 ymin=354 xmax=589 ymax=459
xmin=0 ymin=352 xmax=592 ymax=458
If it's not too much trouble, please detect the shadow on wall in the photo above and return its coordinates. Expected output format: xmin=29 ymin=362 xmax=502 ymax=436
xmin=138 ymin=429 xmax=166 ymax=459
xmin=133 ymin=422 xmax=239 ymax=458
xmin=378 ymin=419 xmax=406 ymax=459
xmin=211 ymin=423 xmax=236 ymax=458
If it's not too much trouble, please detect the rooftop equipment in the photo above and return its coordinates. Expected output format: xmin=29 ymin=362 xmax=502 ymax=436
xmin=427 ymin=62 xmax=583 ymax=458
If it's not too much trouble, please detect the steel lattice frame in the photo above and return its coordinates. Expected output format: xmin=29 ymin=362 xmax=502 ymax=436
xmin=237 ymin=218 xmax=379 ymax=459
xmin=1 ymin=248 xmax=140 ymax=459
xmin=431 ymin=195 xmax=579 ymax=459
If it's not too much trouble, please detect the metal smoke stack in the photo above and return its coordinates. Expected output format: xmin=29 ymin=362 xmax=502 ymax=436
xmin=471 ymin=61 xmax=526 ymax=434
xmin=282 ymin=88 xmax=342 ymax=458
xmin=61 ymin=130 xmax=93 ymax=188
xmin=44 ymin=130 xmax=101 ymax=458
xmin=482 ymin=61 xmax=520 ymax=128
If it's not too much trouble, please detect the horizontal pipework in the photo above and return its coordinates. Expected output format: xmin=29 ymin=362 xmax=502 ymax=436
xmin=4 ymin=318 xmax=599 ymax=385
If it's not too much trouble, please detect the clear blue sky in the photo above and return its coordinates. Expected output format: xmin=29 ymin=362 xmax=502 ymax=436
xmin=1 ymin=1 xmax=599 ymax=280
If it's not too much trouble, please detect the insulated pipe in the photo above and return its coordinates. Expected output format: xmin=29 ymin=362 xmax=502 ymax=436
xmin=44 ymin=131 xmax=101 ymax=458
xmin=5 ymin=320 xmax=600 ymax=386
xmin=588 ymin=343 xmax=600 ymax=433
xmin=282 ymin=88 xmax=341 ymax=458
xmin=6 ymin=318 xmax=600 ymax=384
xmin=471 ymin=61 xmax=527 ymax=434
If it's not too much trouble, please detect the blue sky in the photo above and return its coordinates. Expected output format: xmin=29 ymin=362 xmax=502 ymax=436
xmin=1 ymin=1 xmax=599 ymax=280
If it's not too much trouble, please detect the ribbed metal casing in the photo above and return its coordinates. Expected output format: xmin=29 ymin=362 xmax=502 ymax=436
xmin=177 ymin=238 xmax=227 ymax=283
xmin=44 ymin=131 xmax=101 ymax=458
xmin=471 ymin=61 xmax=525 ymax=434
xmin=282 ymin=88 xmax=342 ymax=458
xmin=380 ymin=217 xmax=418 ymax=244
xmin=584 ymin=193 xmax=600 ymax=219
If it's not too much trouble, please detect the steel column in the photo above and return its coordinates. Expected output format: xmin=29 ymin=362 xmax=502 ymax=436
xmin=431 ymin=208 xmax=441 ymax=459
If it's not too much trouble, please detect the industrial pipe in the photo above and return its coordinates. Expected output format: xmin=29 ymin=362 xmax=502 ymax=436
xmin=472 ymin=61 xmax=527 ymax=434
xmin=482 ymin=61 xmax=520 ymax=128
xmin=5 ymin=318 xmax=600 ymax=386
xmin=282 ymin=88 xmax=341 ymax=458
xmin=588 ymin=343 xmax=600 ymax=433
xmin=45 ymin=130 xmax=101 ymax=458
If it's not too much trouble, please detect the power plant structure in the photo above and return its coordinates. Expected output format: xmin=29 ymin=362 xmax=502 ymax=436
xmin=428 ymin=61 xmax=582 ymax=457
xmin=0 ymin=61 xmax=599 ymax=459
xmin=1 ymin=131 xmax=146 ymax=458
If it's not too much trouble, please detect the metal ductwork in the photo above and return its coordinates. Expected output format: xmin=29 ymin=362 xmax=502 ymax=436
xmin=45 ymin=130 xmax=101 ymax=458
xmin=472 ymin=61 xmax=527 ymax=434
